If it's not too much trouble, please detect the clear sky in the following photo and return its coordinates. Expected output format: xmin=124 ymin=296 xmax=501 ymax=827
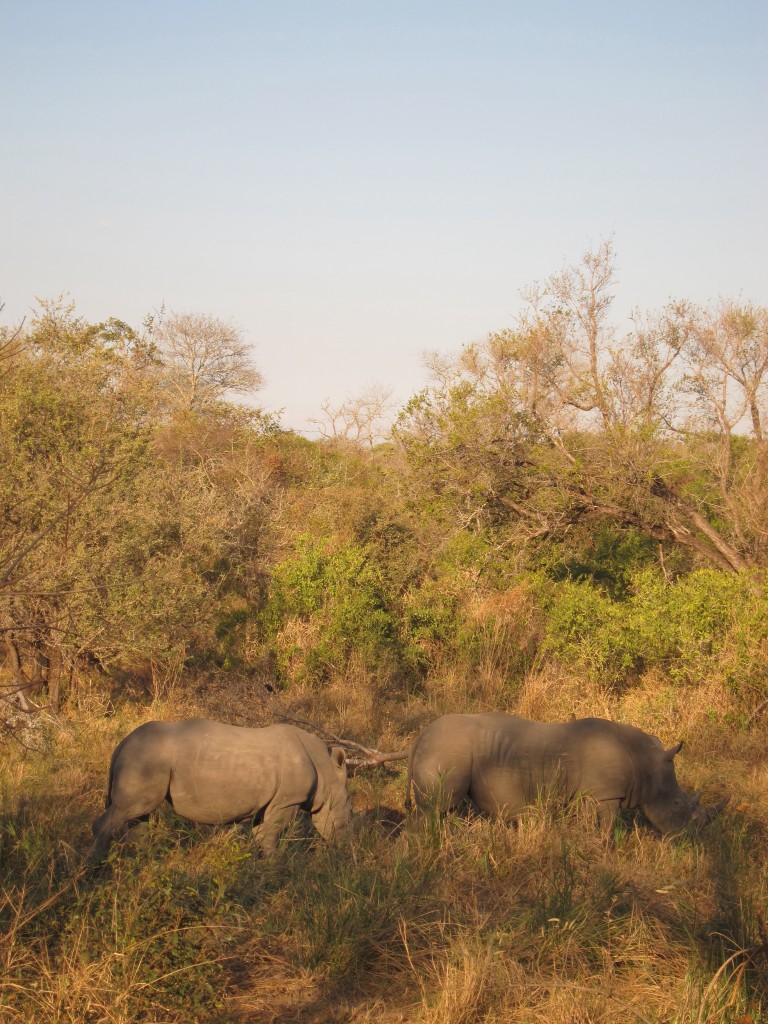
xmin=2 ymin=1 xmax=766 ymax=432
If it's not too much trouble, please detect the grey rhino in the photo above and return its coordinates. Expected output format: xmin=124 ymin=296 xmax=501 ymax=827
xmin=406 ymin=713 xmax=727 ymax=834
xmin=92 ymin=719 xmax=352 ymax=858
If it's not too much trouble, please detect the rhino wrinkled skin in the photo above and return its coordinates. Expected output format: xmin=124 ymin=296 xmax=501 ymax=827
xmin=406 ymin=713 xmax=726 ymax=834
xmin=92 ymin=719 xmax=352 ymax=858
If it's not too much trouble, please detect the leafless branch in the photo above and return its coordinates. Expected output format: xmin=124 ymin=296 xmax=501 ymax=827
xmin=258 ymin=684 xmax=408 ymax=766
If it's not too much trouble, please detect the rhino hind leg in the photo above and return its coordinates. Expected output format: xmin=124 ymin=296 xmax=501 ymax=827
xmin=91 ymin=803 xmax=146 ymax=861
xmin=411 ymin=768 xmax=468 ymax=815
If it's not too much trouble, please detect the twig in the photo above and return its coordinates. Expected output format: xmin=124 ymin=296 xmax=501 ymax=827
xmin=0 ymin=719 xmax=40 ymax=751
xmin=0 ymin=678 xmax=47 ymax=707
xmin=258 ymin=684 xmax=408 ymax=766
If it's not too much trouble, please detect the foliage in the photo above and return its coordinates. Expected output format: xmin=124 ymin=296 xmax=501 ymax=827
xmin=2 ymin=252 xmax=767 ymax=721
xmin=394 ymin=244 xmax=768 ymax=576
xmin=537 ymin=568 xmax=768 ymax=695
xmin=0 ymin=301 xmax=279 ymax=706
xmin=257 ymin=535 xmax=400 ymax=685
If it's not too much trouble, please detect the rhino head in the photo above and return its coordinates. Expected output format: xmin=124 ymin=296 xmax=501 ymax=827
xmin=311 ymin=746 xmax=353 ymax=841
xmin=640 ymin=741 xmax=729 ymax=835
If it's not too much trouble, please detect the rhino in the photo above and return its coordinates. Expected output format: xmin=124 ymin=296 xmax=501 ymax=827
xmin=92 ymin=719 xmax=352 ymax=858
xmin=406 ymin=713 xmax=727 ymax=834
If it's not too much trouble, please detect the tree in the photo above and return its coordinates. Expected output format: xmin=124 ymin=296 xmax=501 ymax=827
xmin=679 ymin=301 xmax=768 ymax=565
xmin=151 ymin=312 xmax=263 ymax=411
xmin=0 ymin=301 xmax=155 ymax=710
xmin=0 ymin=301 xmax=278 ymax=715
xmin=309 ymin=383 xmax=395 ymax=447
xmin=0 ymin=300 xmax=25 ymax=367
xmin=394 ymin=243 xmax=768 ymax=576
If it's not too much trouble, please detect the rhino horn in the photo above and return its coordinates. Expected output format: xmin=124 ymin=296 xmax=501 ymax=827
xmin=691 ymin=791 xmax=702 ymax=807
xmin=663 ymin=741 xmax=684 ymax=761
xmin=696 ymin=795 xmax=729 ymax=824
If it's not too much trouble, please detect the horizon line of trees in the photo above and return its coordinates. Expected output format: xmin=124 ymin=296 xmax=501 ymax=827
xmin=2 ymin=242 xmax=767 ymax=725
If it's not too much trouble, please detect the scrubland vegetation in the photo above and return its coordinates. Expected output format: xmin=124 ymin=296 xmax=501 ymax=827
xmin=2 ymin=245 xmax=767 ymax=1021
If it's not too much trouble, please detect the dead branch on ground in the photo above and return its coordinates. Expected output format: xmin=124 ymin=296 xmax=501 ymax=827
xmin=257 ymin=683 xmax=408 ymax=767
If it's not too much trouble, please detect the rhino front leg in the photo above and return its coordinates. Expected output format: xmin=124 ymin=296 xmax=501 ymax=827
xmin=252 ymin=802 xmax=299 ymax=854
xmin=595 ymin=798 xmax=621 ymax=834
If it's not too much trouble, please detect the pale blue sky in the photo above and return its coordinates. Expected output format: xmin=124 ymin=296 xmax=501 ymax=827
xmin=2 ymin=1 xmax=766 ymax=431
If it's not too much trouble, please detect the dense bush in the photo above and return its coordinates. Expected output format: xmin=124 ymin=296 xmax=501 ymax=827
xmin=538 ymin=568 xmax=768 ymax=696
xmin=256 ymin=535 xmax=400 ymax=686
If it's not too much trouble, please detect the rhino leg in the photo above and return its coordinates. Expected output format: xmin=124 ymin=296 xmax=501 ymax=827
xmin=411 ymin=769 xmax=468 ymax=815
xmin=251 ymin=802 xmax=299 ymax=854
xmin=594 ymin=797 xmax=621 ymax=831
xmin=91 ymin=766 xmax=172 ymax=860
xmin=91 ymin=805 xmax=122 ymax=860
xmin=91 ymin=803 xmax=154 ymax=860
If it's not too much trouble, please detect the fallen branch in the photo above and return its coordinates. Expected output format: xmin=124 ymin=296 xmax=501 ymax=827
xmin=258 ymin=683 xmax=408 ymax=767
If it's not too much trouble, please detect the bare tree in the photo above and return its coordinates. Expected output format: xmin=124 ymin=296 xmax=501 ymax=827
xmin=538 ymin=237 xmax=618 ymax=428
xmin=395 ymin=243 xmax=768 ymax=574
xmin=0 ymin=301 xmax=26 ymax=366
xmin=152 ymin=312 xmax=263 ymax=410
xmin=310 ymin=383 xmax=395 ymax=447
xmin=684 ymin=302 xmax=768 ymax=443
xmin=678 ymin=301 xmax=768 ymax=563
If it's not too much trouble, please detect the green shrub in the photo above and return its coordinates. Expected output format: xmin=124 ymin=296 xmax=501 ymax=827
xmin=537 ymin=568 xmax=768 ymax=694
xmin=258 ymin=535 xmax=400 ymax=685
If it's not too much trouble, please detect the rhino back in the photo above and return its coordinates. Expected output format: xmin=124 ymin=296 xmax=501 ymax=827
xmin=119 ymin=720 xmax=318 ymax=826
xmin=465 ymin=716 xmax=585 ymax=813
xmin=411 ymin=714 xmax=640 ymax=816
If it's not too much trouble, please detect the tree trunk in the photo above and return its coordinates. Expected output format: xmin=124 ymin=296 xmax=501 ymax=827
xmin=585 ymin=487 xmax=750 ymax=574
xmin=2 ymin=634 xmax=40 ymax=712
xmin=649 ymin=477 xmax=751 ymax=573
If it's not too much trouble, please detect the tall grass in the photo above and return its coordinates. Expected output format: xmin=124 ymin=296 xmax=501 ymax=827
xmin=1 ymin=671 xmax=766 ymax=1023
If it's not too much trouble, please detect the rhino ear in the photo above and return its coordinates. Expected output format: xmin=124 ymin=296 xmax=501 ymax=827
xmin=330 ymin=746 xmax=347 ymax=769
xmin=663 ymin=741 xmax=684 ymax=761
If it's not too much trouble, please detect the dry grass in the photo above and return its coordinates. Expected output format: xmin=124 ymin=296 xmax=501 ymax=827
xmin=1 ymin=666 xmax=766 ymax=1023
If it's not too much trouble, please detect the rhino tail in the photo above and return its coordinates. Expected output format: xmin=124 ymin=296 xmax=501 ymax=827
xmin=103 ymin=733 xmax=129 ymax=809
xmin=404 ymin=744 xmax=415 ymax=812
xmin=102 ymin=753 xmax=115 ymax=806
xmin=103 ymin=757 xmax=115 ymax=809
